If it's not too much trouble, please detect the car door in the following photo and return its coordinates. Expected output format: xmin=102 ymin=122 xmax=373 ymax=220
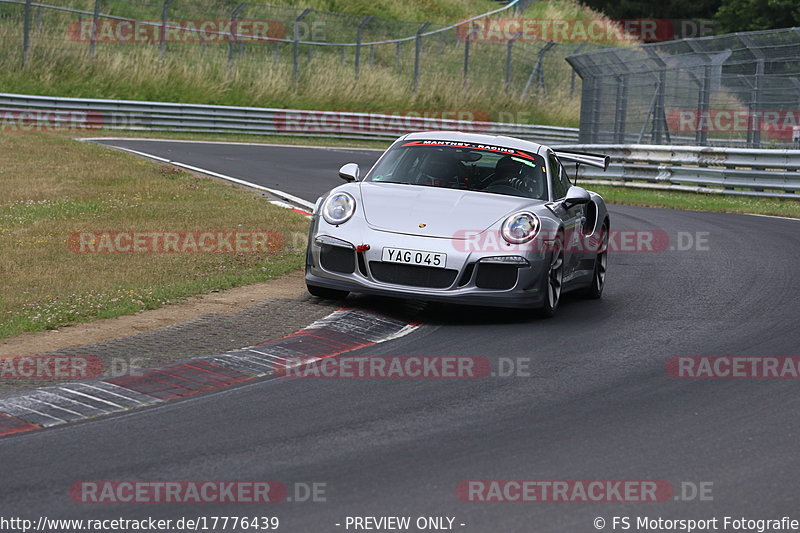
xmin=546 ymin=151 xmax=585 ymax=282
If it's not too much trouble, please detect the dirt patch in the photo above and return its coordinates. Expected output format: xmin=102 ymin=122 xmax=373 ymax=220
xmin=0 ymin=270 xmax=307 ymax=357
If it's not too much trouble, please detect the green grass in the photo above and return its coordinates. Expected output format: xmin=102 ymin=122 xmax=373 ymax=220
xmin=0 ymin=131 xmax=310 ymax=339
xmin=586 ymin=184 xmax=800 ymax=218
xmin=0 ymin=0 xmax=617 ymax=128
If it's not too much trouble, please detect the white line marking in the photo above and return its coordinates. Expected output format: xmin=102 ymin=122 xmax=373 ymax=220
xmin=85 ymin=141 xmax=316 ymax=212
xmin=93 ymin=382 xmax=161 ymax=405
xmin=742 ymin=213 xmax=800 ymax=221
xmin=173 ymin=161 xmax=315 ymax=210
xmin=248 ymin=349 xmax=289 ymax=362
xmin=35 ymin=390 xmax=104 ymax=413
xmin=57 ymin=386 xmax=124 ymax=409
xmin=2 ymin=401 xmax=66 ymax=426
xmin=79 ymin=137 xmax=385 ymax=151
xmin=22 ymin=396 xmax=83 ymax=417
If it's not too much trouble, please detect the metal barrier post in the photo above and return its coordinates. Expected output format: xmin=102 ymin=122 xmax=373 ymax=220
xmin=569 ymin=42 xmax=588 ymax=98
xmin=505 ymin=32 xmax=521 ymax=93
xmin=159 ymin=0 xmax=174 ymax=58
xmin=228 ymin=3 xmax=246 ymax=70
xmin=355 ymin=16 xmax=373 ymax=80
xmin=522 ymin=41 xmax=554 ymax=97
xmin=413 ymin=22 xmax=432 ymax=92
xmin=463 ymin=23 xmax=478 ymax=85
xmin=89 ymin=0 xmax=101 ymax=58
xmin=293 ymin=8 xmax=311 ymax=83
xmin=21 ymin=0 xmax=32 ymax=66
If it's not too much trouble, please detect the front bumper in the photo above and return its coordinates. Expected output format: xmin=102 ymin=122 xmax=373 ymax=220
xmin=305 ymin=226 xmax=552 ymax=309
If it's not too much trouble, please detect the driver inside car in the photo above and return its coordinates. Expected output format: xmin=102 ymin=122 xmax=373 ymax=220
xmin=416 ymin=151 xmax=467 ymax=187
xmin=484 ymin=155 xmax=545 ymax=199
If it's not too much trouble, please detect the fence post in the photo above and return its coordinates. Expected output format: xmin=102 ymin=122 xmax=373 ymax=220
xmin=293 ymin=8 xmax=312 ymax=83
xmin=21 ymin=0 xmax=32 ymax=66
xmin=228 ymin=3 xmax=246 ymax=70
xmin=395 ymin=42 xmax=402 ymax=69
xmin=413 ymin=22 xmax=432 ymax=91
xmin=696 ymin=65 xmax=711 ymax=146
xmin=748 ymin=59 xmax=764 ymax=148
xmin=89 ymin=0 xmax=101 ymax=58
xmin=355 ymin=15 xmax=373 ymax=80
xmin=569 ymin=42 xmax=588 ymax=98
xmin=463 ymin=23 xmax=478 ymax=85
xmin=644 ymin=48 xmax=668 ymax=144
xmin=613 ymin=75 xmax=628 ymax=143
xmin=505 ymin=31 xmax=521 ymax=93
xmin=522 ymin=41 xmax=554 ymax=97
xmin=159 ymin=0 xmax=174 ymax=58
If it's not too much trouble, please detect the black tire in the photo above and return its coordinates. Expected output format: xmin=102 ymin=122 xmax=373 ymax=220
xmin=307 ymin=283 xmax=349 ymax=300
xmin=580 ymin=221 xmax=608 ymax=300
xmin=536 ymin=236 xmax=564 ymax=318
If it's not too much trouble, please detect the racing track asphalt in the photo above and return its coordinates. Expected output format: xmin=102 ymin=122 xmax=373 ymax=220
xmin=1 ymin=139 xmax=799 ymax=532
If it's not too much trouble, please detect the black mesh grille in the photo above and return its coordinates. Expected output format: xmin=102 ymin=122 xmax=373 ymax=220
xmin=475 ymin=263 xmax=519 ymax=290
xmin=369 ymin=262 xmax=458 ymax=289
xmin=320 ymin=245 xmax=355 ymax=274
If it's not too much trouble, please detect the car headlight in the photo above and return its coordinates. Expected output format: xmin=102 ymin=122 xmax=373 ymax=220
xmin=322 ymin=192 xmax=356 ymax=225
xmin=501 ymin=212 xmax=539 ymax=244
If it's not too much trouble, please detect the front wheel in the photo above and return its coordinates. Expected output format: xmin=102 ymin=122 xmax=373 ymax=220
xmin=537 ymin=241 xmax=564 ymax=318
xmin=307 ymin=284 xmax=349 ymax=300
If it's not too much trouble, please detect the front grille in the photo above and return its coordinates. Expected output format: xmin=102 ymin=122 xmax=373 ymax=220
xmin=369 ymin=262 xmax=458 ymax=289
xmin=475 ymin=263 xmax=519 ymax=290
xmin=320 ymin=245 xmax=355 ymax=274
xmin=458 ymin=263 xmax=475 ymax=287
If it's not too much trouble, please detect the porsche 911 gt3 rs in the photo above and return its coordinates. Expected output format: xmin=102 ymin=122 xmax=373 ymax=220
xmin=305 ymin=131 xmax=610 ymax=317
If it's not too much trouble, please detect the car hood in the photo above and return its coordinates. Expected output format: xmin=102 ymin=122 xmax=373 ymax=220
xmin=358 ymin=182 xmax=538 ymax=239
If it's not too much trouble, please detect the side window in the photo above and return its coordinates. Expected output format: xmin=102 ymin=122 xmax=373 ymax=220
xmin=548 ymin=153 xmax=571 ymax=199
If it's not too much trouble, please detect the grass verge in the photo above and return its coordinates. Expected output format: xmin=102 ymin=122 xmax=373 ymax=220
xmin=0 ymin=0 xmax=621 ymax=129
xmin=586 ymin=184 xmax=800 ymax=219
xmin=0 ymin=131 xmax=310 ymax=339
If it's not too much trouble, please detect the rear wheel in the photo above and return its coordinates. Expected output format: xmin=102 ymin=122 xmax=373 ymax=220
xmin=581 ymin=222 xmax=608 ymax=299
xmin=307 ymin=284 xmax=349 ymax=300
xmin=537 ymin=237 xmax=564 ymax=318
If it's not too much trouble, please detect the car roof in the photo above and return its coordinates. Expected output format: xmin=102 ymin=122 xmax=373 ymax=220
xmin=400 ymin=131 xmax=548 ymax=155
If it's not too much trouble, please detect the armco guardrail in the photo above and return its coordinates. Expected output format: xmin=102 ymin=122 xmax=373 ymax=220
xmin=558 ymin=144 xmax=800 ymax=199
xmin=0 ymin=93 xmax=579 ymax=144
xmin=3 ymin=93 xmax=797 ymax=199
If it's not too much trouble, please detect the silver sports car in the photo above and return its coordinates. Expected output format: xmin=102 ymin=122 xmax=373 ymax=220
xmin=305 ymin=131 xmax=610 ymax=317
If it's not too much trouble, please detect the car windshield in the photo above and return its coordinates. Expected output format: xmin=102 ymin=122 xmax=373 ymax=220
xmin=364 ymin=139 xmax=549 ymax=200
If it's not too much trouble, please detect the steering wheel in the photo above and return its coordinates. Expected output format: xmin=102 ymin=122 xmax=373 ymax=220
xmin=482 ymin=181 xmax=527 ymax=196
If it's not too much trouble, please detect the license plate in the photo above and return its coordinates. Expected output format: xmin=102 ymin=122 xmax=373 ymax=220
xmin=382 ymin=247 xmax=446 ymax=268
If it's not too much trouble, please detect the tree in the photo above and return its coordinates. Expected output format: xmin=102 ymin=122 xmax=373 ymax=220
xmin=715 ymin=0 xmax=800 ymax=32
xmin=579 ymin=0 xmax=722 ymax=20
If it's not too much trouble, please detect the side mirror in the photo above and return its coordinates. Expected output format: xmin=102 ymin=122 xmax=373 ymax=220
xmin=338 ymin=163 xmax=360 ymax=182
xmin=563 ymin=186 xmax=591 ymax=207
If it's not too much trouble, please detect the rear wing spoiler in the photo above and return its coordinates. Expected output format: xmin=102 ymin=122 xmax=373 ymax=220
xmin=554 ymin=150 xmax=610 ymax=171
